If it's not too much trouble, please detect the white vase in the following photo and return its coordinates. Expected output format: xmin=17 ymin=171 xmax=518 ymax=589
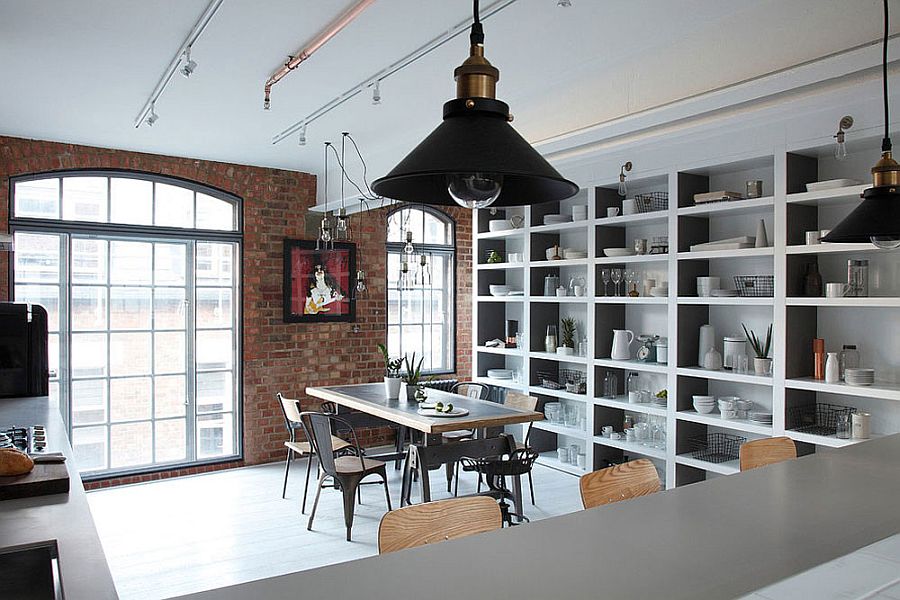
xmin=384 ymin=376 xmax=401 ymax=399
xmin=755 ymin=219 xmax=769 ymax=248
xmin=703 ymin=347 xmax=723 ymax=371
xmin=556 ymin=346 xmax=574 ymax=356
xmin=825 ymin=352 xmax=840 ymax=383
xmin=753 ymin=357 xmax=773 ymax=376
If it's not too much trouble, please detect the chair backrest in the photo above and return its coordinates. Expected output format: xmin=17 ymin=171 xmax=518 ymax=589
xmin=277 ymin=393 xmax=303 ymax=428
xmin=579 ymin=459 xmax=661 ymax=509
xmin=450 ymin=382 xmax=490 ymax=401
xmin=503 ymin=392 xmax=538 ymax=412
xmin=302 ymin=412 xmax=362 ymax=477
xmin=739 ymin=436 xmax=797 ymax=471
xmin=378 ymin=496 xmax=502 ymax=554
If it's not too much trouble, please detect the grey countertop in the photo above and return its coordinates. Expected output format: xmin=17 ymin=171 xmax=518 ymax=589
xmin=0 ymin=396 xmax=118 ymax=599
xmin=178 ymin=434 xmax=900 ymax=600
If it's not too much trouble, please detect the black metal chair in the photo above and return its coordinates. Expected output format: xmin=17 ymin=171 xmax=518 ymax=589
xmin=460 ymin=448 xmax=539 ymax=526
xmin=302 ymin=412 xmax=392 ymax=542
xmin=443 ymin=382 xmax=491 ymax=494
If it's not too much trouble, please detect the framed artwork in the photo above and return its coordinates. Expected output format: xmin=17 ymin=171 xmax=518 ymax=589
xmin=283 ymin=239 xmax=356 ymax=323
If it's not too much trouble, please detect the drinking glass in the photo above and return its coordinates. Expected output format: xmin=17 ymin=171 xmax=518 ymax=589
xmin=601 ymin=269 xmax=611 ymax=296
xmin=611 ymin=269 xmax=623 ymax=296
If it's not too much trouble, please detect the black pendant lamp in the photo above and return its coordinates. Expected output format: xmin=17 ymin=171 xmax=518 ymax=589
xmin=822 ymin=0 xmax=900 ymax=249
xmin=371 ymin=0 xmax=579 ymax=209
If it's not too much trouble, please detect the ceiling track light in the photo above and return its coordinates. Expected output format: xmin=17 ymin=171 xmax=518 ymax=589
xmin=146 ymin=103 xmax=159 ymax=126
xmin=371 ymin=0 xmax=578 ymax=209
xmin=822 ymin=0 xmax=900 ymax=249
xmin=557 ymin=0 xmax=572 ymax=7
xmin=372 ymin=80 xmax=382 ymax=105
xmin=298 ymin=123 xmax=307 ymax=146
xmin=180 ymin=46 xmax=198 ymax=78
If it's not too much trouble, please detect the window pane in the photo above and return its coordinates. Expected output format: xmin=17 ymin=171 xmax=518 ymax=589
xmin=155 ymin=182 xmax=194 ymax=228
xmin=13 ymin=232 xmax=60 ymax=283
xmin=154 ymin=331 xmax=185 ymax=374
xmin=423 ymin=211 xmax=450 ymax=244
xmin=155 ymin=375 xmax=186 ymax=418
xmin=197 ymin=371 xmax=233 ymax=413
xmin=110 ymin=332 xmax=151 ymax=376
xmin=110 ymin=377 xmax=152 ymax=421
xmin=71 ymin=238 xmax=107 ymax=284
xmin=154 ymin=243 xmax=186 ymax=286
xmin=14 ymin=178 xmax=59 ymax=219
xmin=72 ymin=379 xmax=107 ymax=426
xmin=196 ymin=242 xmax=233 ymax=286
xmin=110 ymin=241 xmax=152 ymax=285
xmin=48 ymin=334 xmax=59 ymax=378
xmin=110 ymin=287 xmax=151 ymax=330
xmin=197 ymin=288 xmax=232 ymax=329
xmin=197 ymin=413 xmax=233 ymax=459
xmin=110 ymin=178 xmax=152 ymax=225
xmin=72 ymin=426 xmax=107 ymax=472
xmin=15 ymin=284 xmax=59 ymax=331
xmin=155 ymin=419 xmax=186 ymax=463
xmin=72 ymin=333 xmax=107 ymax=378
xmin=71 ymin=286 xmax=107 ymax=331
xmin=63 ymin=177 xmax=108 ymax=222
xmin=401 ymin=325 xmax=423 ymax=359
xmin=153 ymin=288 xmax=185 ymax=330
xmin=196 ymin=330 xmax=233 ymax=371
xmin=110 ymin=421 xmax=152 ymax=468
xmin=196 ymin=193 xmax=234 ymax=231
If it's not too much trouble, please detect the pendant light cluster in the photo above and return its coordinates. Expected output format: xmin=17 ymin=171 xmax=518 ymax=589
xmin=823 ymin=0 xmax=900 ymax=249
xmin=372 ymin=0 xmax=578 ymax=209
xmin=395 ymin=217 xmax=433 ymax=291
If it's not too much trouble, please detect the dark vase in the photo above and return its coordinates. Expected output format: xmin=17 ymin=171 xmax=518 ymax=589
xmin=803 ymin=262 xmax=823 ymax=297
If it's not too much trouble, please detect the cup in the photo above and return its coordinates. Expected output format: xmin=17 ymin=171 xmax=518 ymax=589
xmin=573 ymin=285 xmax=585 ymax=297
xmin=625 ymin=429 xmax=636 ymax=442
xmin=622 ymin=199 xmax=636 ymax=215
xmin=607 ymin=207 xmax=620 ymax=218
xmin=825 ymin=282 xmax=850 ymax=298
xmin=569 ymin=444 xmax=580 ymax=463
xmin=601 ymin=425 xmax=613 ymax=437
xmin=634 ymin=239 xmax=648 ymax=255
xmin=697 ymin=276 xmax=720 ymax=296
xmin=643 ymin=278 xmax=656 ymax=297
xmin=628 ymin=391 xmax=641 ymax=404
xmin=556 ymin=286 xmax=567 ymax=297
xmin=557 ymin=447 xmax=568 ymax=463
xmin=576 ymin=453 xmax=586 ymax=468
xmin=571 ymin=205 xmax=588 ymax=221
xmin=805 ymin=230 xmax=821 ymax=245
xmin=851 ymin=412 xmax=871 ymax=439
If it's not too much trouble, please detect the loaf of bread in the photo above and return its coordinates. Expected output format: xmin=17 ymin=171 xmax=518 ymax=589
xmin=0 ymin=448 xmax=35 ymax=476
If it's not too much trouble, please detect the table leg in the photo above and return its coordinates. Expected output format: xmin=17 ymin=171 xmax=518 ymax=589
xmin=400 ymin=448 xmax=414 ymax=507
xmin=513 ymin=474 xmax=524 ymax=523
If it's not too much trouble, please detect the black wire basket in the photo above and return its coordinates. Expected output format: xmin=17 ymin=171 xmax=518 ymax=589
xmin=634 ymin=191 xmax=668 ymax=213
xmin=688 ymin=432 xmax=746 ymax=463
xmin=787 ymin=403 xmax=855 ymax=436
xmin=537 ymin=370 xmax=564 ymax=390
xmin=559 ymin=369 xmax=587 ymax=394
xmin=734 ymin=275 xmax=775 ymax=297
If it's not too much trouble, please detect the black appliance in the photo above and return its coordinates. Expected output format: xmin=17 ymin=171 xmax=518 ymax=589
xmin=0 ymin=303 xmax=49 ymax=398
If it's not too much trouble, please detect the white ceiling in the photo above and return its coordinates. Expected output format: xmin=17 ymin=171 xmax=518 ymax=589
xmin=0 ymin=0 xmax=896 ymax=206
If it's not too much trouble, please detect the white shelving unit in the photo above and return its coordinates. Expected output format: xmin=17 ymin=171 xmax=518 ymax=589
xmin=473 ymin=131 xmax=900 ymax=489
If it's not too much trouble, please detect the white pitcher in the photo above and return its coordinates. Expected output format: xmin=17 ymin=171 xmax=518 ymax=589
xmin=611 ymin=329 xmax=634 ymax=360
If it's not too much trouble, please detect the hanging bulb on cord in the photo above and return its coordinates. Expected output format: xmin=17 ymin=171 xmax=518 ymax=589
xmin=871 ymin=236 xmax=900 ymax=249
xmin=403 ymin=230 xmax=415 ymax=255
xmin=618 ymin=162 xmax=632 ymax=197
xmin=447 ymin=173 xmax=503 ymax=209
xmin=834 ymin=116 xmax=853 ymax=161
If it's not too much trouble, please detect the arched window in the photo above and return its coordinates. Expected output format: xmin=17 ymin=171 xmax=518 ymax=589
xmin=386 ymin=206 xmax=455 ymax=374
xmin=10 ymin=171 xmax=241 ymax=478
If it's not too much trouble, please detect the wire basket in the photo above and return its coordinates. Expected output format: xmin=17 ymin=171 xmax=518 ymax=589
xmin=733 ymin=275 xmax=774 ymax=297
xmin=787 ymin=403 xmax=855 ymax=436
xmin=560 ymin=369 xmax=587 ymax=394
xmin=634 ymin=191 xmax=668 ymax=213
xmin=688 ymin=432 xmax=746 ymax=463
xmin=537 ymin=371 xmax=563 ymax=390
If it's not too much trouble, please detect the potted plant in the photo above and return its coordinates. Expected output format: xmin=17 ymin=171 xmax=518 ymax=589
xmin=401 ymin=352 xmax=425 ymax=401
xmin=377 ymin=343 xmax=403 ymax=399
xmin=742 ymin=323 xmax=773 ymax=375
xmin=557 ymin=317 xmax=576 ymax=356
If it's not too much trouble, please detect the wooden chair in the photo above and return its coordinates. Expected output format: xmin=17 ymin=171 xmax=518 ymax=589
xmin=443 ymin=382 xmax=492 ymax=493
xmin=378 ymin=496 xmax=502 ymax=554
xmin=277 ymin=393 xmax=350 ymax=513
xmin=579 ymin=459 xmax=661 ymax=509
xmin=502 ymin=392 xmax=540 ymax=504
xmin=739 ymin=436 xmax=797 ymax=471
xmin=303 ymin=412 xmax=392 ymax=541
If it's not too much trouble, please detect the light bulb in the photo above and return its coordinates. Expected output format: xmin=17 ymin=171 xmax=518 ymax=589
xmin=834 ymin=131 xmax=847 ymax=161
xmin=871 ymin=235 xmax=900 ymax=249
xmin=403 ymin=231 xmax=415 ymax=255
xmin=446 ymin=173 xmax=503 ymax=209
xmin=617 ymin=179 xmax=627 ymax=196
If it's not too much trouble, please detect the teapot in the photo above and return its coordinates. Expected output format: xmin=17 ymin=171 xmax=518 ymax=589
xmin=610 ymin=329 xmax=635 ymax=360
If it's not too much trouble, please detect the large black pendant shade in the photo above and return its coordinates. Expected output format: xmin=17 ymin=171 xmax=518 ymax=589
xmin=372 ymin=98 xmax=579 ymax=207
xmin=821 ymin=185 xmax=900 ymax=243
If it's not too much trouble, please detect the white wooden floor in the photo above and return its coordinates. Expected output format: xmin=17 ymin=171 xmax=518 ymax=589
xmin=88 ymin=456 xmax=584 ymax=600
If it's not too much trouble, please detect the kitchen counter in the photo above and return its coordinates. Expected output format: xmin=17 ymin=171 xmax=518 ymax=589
xmin=177 ymin=434 xmax=900 ymax=600
xmin=0 ymin=396 xmax=118 ymax=599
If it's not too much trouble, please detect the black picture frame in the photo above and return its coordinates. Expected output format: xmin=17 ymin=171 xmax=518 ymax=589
xmin=283 ymin=239 xmax=356 ymax=323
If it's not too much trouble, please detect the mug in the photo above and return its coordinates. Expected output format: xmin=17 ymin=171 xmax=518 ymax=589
xmin=825 ymin=282 xmax=850 ymax=298
xmin=571 ymin=205 xmax=588 ymax=221
xmin=601 ymin=425 xmax=613 ymax=437
xmin=628 ymin=391 xmax=642 ymax=404
xmin=607 ymin=207 xmax=620 ymax=218
xmin=805 ymin=230 xmax=821 ymax=245
xmin=622 ymin=199 xmax=636 ymax=215
xmin=573 ymin=285 xmax=585 ymax=297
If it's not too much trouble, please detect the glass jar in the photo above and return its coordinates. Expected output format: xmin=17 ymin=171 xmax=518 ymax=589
xmin=836 ymin=413 xmax=851 ymax=439
xmin=602 ymin=371 xmax=618 ymax=399
xmin=839 ymin=344 xmax=860 ymax=381
xmin=545 ymin=325 xmax=558 ymax=353
xmin=847 ymin=259 xmax=869 ymax=297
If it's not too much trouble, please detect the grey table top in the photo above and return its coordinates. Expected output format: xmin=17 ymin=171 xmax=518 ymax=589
xmin=0 ymin=396 xmax=118 ymax=599
xmin=178 ymin=433 xmax=900 ymax=600
xmin=306 ymin=383 xmax=542 ymax=434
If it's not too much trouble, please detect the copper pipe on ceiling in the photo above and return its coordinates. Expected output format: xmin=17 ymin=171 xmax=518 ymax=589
xmin=263 ymin=0 xmax=376 ymax=109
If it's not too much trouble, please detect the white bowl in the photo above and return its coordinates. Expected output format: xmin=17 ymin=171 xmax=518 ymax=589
xmin=693 ymin=402 xmax=716 ymax=414
xmin=546 ymin=247 xmax=561 ymax=260
xmin=720 ymin=409 xmax=738 ymax=420
xmin=603 ymin=248 xmax=635 ymax=257
xmin=650 ymin=287 xmax=669 ymax=297
xmin=489 ymin=285 xmax=511 ymax=296
xmin=487 ymin=369 xmax=514 ymax=379
xmin=488 ymin=220 xmax=513 ymax=232
xmin=564 ymin=249 xmax=588 ymax=259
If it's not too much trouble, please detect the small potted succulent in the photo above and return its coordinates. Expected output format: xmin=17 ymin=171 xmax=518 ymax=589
xmin=378 ymin=343 xmax=403 ymax=399
xmin=742 ymin=323 xmax=773 ymax=376
xmin=401 ymin=352 xmax=426 ymax=401
xmin=557 ymin=317 xmax=576 ymax=356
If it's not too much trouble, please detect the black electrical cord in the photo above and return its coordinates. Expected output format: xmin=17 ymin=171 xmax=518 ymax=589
xmin=884 ymin=0 xmax=892 ymax=152
xmin=471 ymin=0 xmax=484 ymax=45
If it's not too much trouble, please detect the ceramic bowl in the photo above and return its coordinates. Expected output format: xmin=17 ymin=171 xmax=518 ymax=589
xmin=693 ymin=401 xmax=716 ymax=414
xmin=488 ymin=220 xmax=513 ymax=232
xmin=489 ymin=285 xmax=511 ymax=296
xmin=720 ymin=409 xmax=738 ymax=420
xmin=603 ymin=248 xmax=635 ymax=257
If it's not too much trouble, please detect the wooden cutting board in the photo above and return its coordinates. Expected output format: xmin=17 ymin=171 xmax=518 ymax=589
xmin=0 ymin=462 xmax=70 ymax=500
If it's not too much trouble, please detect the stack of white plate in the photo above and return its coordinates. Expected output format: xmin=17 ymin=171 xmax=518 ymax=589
xmin=507 ymin=290 xmax=524 ymax=296
xmin=749 ymin=412 xmax=773 ymax=424
xmin=486 ymin=369 xmax=514 ymax=380
xmin=692 ymin=395 xmax=716 ymax=414
xmin=710 ymin=289 xmax=738 ymax=297
xmin=650 ymin=287 xmax=669 ymax=297
xmin=563 ymin=249 xmax=588 ymax=259
xmin=544 ymin=214 xmax=572 ymax=225
xmin=844 ymin=368 xmax=875 ymax=386
xmin=651 ymin=395 xmax=667 ymax=407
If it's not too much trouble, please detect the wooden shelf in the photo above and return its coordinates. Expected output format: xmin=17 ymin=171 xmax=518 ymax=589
xmin=593 ymin=395 xmax=667 ymax=416
xmin=677 ymin=296 xmax=773 ymax=305
xmin=595 ymin=212 xmax=668 ymax=227
xmin=533 ymin=420 xmax=587 ymax=439
xmin=592 ymin=435 xmax=666 ymax=460
xmin=536 ymin=451 xmax=586 ymax=476
xmin=675 ymin=454 xmax=740 ymax=475
xmin=477 ymin=228 xmax=526 ymax=240
xmin=785 ymin=297 xmax=900 ymax=308
xmin=595 ymin=296 xmax=667 ymax=304
xmin=595 ymin=253 xmax=669 ymax=265
xmin=677 ymin=367 xmax=774 ymax=386
xmin=594 ymin=358 xmax=669 ymax=374
xmin=677 ymin=196 xmax=775 ymax=217
xmin=531 ymin=258 xmax=590 ymax=268
xmin=784 ymin=377 xmax=900 ymax=401
xmin=785 ymin=243 xmax=881 ymax=255
xmin=785 ymin=430 xmax=883 ymax=448
xmin=530 ymin=351 xmax=590 ymax=364
xmin=530 ymin=220 xmax=590 ymax=234
xmin=528 ymin=386 xmax=590 ymax=402
xmin=475 ymin=345 xmax=523 ymax=356
xmin=785 ymin=184 xmax=867 ymax=205
xmin=476 ymin=262 xmax=525 ymax=270
xmin=677 ymin=247 xmax=774 ymax=260
xmin=677 ymin=410 xmax=773 ymax=435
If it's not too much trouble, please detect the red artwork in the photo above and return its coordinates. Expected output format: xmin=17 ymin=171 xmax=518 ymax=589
xmin=283 ymin=240 xmax=356 ymax=323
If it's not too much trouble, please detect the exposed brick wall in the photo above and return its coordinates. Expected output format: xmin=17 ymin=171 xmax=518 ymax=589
xmin=0 ymin=136 xmax=472 ymax=488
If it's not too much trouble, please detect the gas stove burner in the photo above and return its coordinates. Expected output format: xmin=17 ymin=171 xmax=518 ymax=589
xmin=0 ymin=425 xmax=47 ymax=454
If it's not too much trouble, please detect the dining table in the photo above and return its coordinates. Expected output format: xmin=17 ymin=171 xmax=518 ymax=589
xmin=305 ymin=383 xmax=542 ymax=509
